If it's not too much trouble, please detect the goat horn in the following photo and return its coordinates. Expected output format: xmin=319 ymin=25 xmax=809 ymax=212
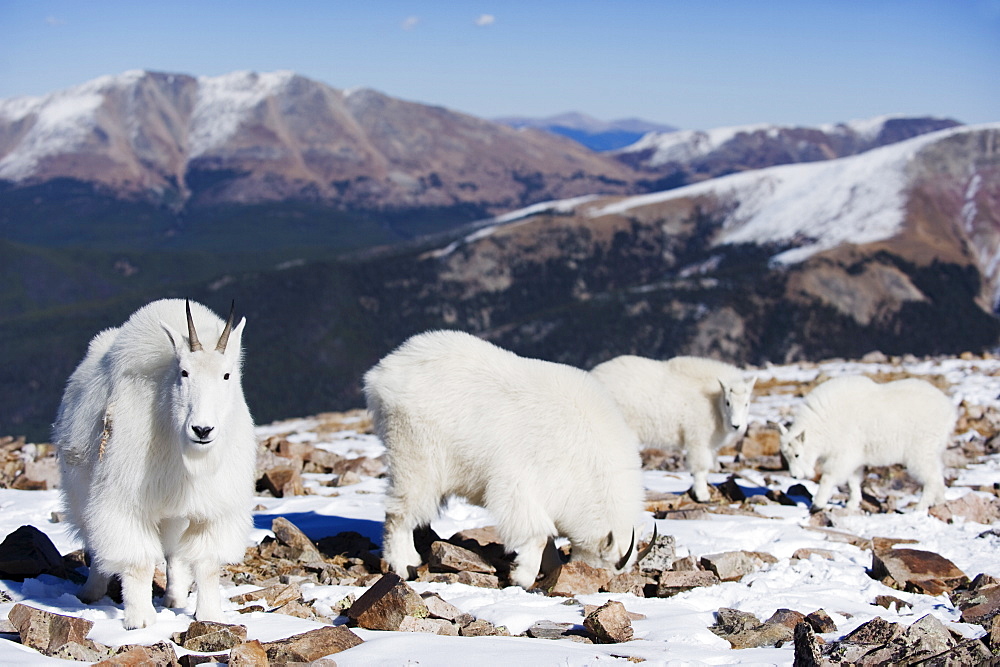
xmin=185 ymin=300 xmax=203 ymax=352
xmin=636 ymin=524 xmax=658 ymax=564
xmin=615 ymin=528 xmax=635 ymax=571
xmin=215 ymin=300 xmax=236 ymax=353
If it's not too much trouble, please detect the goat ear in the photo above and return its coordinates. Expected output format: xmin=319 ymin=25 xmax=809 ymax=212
xmin=221 ymin=317 xmax=247 ymax=359
xmin=796 ymin=431 xmax=806 ymax=444
xmin=604 ymin=531 xmax=615 ymax=551
xmin=161 ymin=321 xmax=184 ymax=353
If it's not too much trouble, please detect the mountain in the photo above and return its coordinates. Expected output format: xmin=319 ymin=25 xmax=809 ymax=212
xmin=0 ymin=71 xmax=638 ymax=234
xmin=614 ymin=115 xmax=963 ymax=189
xmin=4 ymin=124 xmax=997 ymax=439
xmin=494 ymin=112 xmax=677 ymax=151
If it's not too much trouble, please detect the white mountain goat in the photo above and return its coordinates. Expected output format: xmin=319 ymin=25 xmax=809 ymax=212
xmin=776 ymin=375 xmax=955 ymax=512
xmin=590 ymin=355 xmax=756 ymax=502
xmin=364 ymin=330 xmax=652 ymax=588
xmin=53 ymin=299 xmax=256 ymax=629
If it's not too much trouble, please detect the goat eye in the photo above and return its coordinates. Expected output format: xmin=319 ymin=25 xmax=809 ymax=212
xmin=224 ymin=373 xmax=231 ymax=380
xmin=181 ymin=370 xmax=189 ymax=378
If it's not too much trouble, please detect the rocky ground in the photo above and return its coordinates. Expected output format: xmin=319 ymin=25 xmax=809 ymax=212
xmin=1 ymin=354 xmax=1000 ymax=665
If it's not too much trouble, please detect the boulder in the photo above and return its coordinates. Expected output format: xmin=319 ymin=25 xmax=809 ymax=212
xmin=871 ymin=546 xmax=968 ymax=595
xmin=346 ymin=572 xmax=429 ymax=631
xmin=583 ymin=600 xmax=634 ymax=644
xmin=261 ymin=625 xmax=363 ymax=662
xmin=0 ymin=525 xmax=66 ymax=580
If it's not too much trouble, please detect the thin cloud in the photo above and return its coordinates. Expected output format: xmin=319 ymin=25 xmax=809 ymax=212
xmin=401 ymin=16 xmax=420 ymax=30
xmin=475 ymin=14 xmax=496 ymax=27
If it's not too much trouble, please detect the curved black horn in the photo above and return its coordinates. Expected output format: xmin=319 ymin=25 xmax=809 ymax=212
xmin=185 ymin=300 xmax=203 ymax=352
xmin=615 ymin=528 xmax=635 ymax=571
xmin=215 ymin=300 xmax=236 ymax=353
xmin=636 ymin=524 xmax=658 ymax=564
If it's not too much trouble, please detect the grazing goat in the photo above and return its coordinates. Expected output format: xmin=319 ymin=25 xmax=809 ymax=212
xmin=364 ymin=330 xmax=648 ymax=588
xmin=53 ymin=299 xmax=255 ymax=629
xmin=777 ymin=375 xmax=955 ymax=511
xmin=591 ymin=355 xmax=756 ymax=502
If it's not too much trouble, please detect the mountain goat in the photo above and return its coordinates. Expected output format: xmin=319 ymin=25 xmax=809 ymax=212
xmin=53 ymin=299 xmax=256 ymax=629
xmin=590 ymin=355 xmax=756 ymax=502
xmin=364 ymin=330 xmax=648 ymax=589
xmin=776 ymin=375 xmax=955 ymax=512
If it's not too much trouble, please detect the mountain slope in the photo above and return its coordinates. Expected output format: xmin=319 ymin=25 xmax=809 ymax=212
xmin=615 ymin=115 xmax=963 ymax=188
xmin=494 ymin=112 xmax=678 ymax=151
xmin=0 ymin=71 xmax=638 ymax=213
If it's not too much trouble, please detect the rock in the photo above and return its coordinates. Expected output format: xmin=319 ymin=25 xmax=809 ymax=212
xmin=346 ymin=572 xmax=429 ymax=630
xmin=712 ymin=608 xmax=761 ymax=636
xmin=792 ymin=548 xmax=837 ymax=561
xmin=637 ymin=532 xmax=676 ymax=574
xmin=718 ymin=475 xmax=747 ymax=501
xmin=655 ymin=570 xmax=720 ymax=596
xmin=452 ymin=526 xmax=503 ymax=547
xmin=712 ymin=607 xmax=807 ymax=650
xmin=805 ymin=609 xmax=837 ymax=634
xmin=766 ymin=608 xmax=807 ymax=634
xmin=271 ymin=517 xmax=323 ymax=561
xmin=952 ymin=579 xmax=1000 ymax=628
xmin=871 ymin=546 xmax=969 ymax=595
xmin=0 ymin=525 xmax=67 ymax=579
xmin=97 ymin=642 xmax=180 ymax=666
xmin=526 ymin=620 xmax=581 ymax=640
xmin=602 ymin=570 xmax=647 ymax=596
xmin=262 ymin=625 xmax=363 ymax=662
xmin=991 ymin=614 xmax=1000 ymax=650
xmin=793 ymin=622 xmax=823 ymax=667
xmin=420 ymin=592 xmax=470 ymax=623
xmin=178 ymin=654 xmax=226 ymax=666
xmin=583 ymin=600 xmax=634 ymax=643
xmin=260 ymin=466 xmax=303 ymax=497
xmin=177 ymin=621 xmax=248 ymax=652
xmin=460 ymin=619 xmax=510 ymax=637
xmin=228 ymin=639 xmax=269 ymax=667
xmin=929 ymin=492 xmax=1000 ymax=524
xmin=428 ymin=541 xmax=496 ymax=574
xmin=398 ymin=616 xmax=459 ymax=635
xmin=8 ymin=603 xmax=108 ymax=659
xmin=230 ymin=582 xmax=303 ymax=608
xmin=272 ymin=599 xmax=321 ymax=620
xmin=22 ymin=456 xmax=60 ymax=489
xmin=700 ymin=550 xmax=777 ymax=582
xmin=538 ymin=561 xmax=613 ymax=596
xmin=873 ymin=594 xmax=912 ymax=611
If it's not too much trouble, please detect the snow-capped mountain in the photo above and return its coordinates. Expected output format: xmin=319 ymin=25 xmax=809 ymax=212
xmin=0 ymin=70 xmax=637 ymax=211
xmin=614 ymin=115 xmax=963 ymax=186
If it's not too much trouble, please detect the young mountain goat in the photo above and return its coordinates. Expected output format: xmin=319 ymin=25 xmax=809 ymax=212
xmin=53 ymin=299 xmax=256 ymax=629
xmin=777 ymin=375 xmax=955 ymax=512
xmin=364 ymin=330 xmax=649 ymax=589
xmin=591 ymin=355 xmax=756 ymax=502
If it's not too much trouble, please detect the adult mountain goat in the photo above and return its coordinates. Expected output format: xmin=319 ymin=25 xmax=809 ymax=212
xmin=590 ymin=355 xmax=756 ymax=502
xmin=777 ymin=375 xmax=955 ymax=512
xmin=364 ymin=330 xmax=647 ymax=588
xmin=53 ymin=299 xmax=255 ymax=629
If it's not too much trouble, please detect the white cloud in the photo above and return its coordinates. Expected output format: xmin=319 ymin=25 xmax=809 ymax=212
xmin=401 ymin=16 xmax=420 ymax=30
xmin=475 ymin=14 xmax=496 ymax=27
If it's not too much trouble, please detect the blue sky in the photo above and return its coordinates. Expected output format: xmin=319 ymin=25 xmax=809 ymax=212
xmin=1 ymin=1 xmax=997 ymax=130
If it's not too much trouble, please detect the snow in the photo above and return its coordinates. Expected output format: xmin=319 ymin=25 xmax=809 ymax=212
xmin=591 ymin=124 xmax=1000 ymax=265
xmin=2 ymin=355 xmax=999 ymax=665
xmin=621 ymin=123 xmax=774 ymax=166
xmin=188 ymin=71 xmax=297 ymax=157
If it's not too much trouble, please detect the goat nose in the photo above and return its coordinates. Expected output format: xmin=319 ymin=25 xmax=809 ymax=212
xmin=192 ymin=425 xmax=214 ymax=440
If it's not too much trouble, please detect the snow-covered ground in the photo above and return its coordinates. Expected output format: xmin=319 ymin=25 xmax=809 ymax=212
xmin=2 ymin=355 xmax=999 ymax=665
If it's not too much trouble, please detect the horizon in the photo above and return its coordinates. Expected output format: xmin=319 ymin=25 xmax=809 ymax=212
xmin=1 ymin=1 xmax=998 ymax=131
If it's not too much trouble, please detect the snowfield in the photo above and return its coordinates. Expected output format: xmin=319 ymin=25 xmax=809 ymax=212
xmin=1 ymin=354 xmax=999 ymax=665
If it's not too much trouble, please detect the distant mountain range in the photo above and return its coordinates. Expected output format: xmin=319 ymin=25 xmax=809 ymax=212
xmin=493 ymin=112 xmax=677 ymax=151
xmin=0 ymin=69 xmax=994 ymax=440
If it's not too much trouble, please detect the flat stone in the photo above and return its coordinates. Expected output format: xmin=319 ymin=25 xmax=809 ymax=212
xmin=842 ymin=616 xmax=904 ymax=646
xmin=271 ymin=517 xmax=323 ymax=562
xmin=347 ymin=572 xmax=428 ymax=630
xmin=272 ymin=599 xmax=320 ymax=620
xmin=871 ymin=546 xmax=969 ymax=595
xmin=452 ymin=526 xmax=503 ymax=547
xmin=539 ymin=561 xmax=613 ymax=596
xmin=398 ymin=616 xmax=459 ymax=635
xmin=460 ymin=619 xmax=509 ymax=637
xmin=8 ymin=603 xmax=100 ymax=657
xmin=791 ymin=548 xmax=837 ymax=561
xmin=700 ymin=550 xmax=777 ymax=582
xmin=655 ymin=570 xmax=720 ymax=596
xmin=228 ymin=639 xmax=269 ymax=667
xmin=178 ymin=621 xmax=248 ymax=652
xmin=230 ymin=582 xmax=303 ymax=608
xmin=583 ymin=600 xmax=634 ymax=643
xmin=97 ymin=642 xmax=180 ymax=666
xmin=429 ymin=541 xmax=496 ymax=574
xmin=526 ymin=620 xmax=579 ymax=640
xmin=262 ymin=625 xmax=363 ymax=662
xmin=602 ymin=570 xmax=647 ymax=596
xmin=874 ymin=594 xmax=912 ymax=611
xmin=929 ymin=492 xmax=1000 ymax=525
xmin=0 ymin=525 xmax=66 ymax=579
xmin=953 ymin=582 xmax=1000 ymax=628
xmin=420 ymin=592 xmax=467 ymax=622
